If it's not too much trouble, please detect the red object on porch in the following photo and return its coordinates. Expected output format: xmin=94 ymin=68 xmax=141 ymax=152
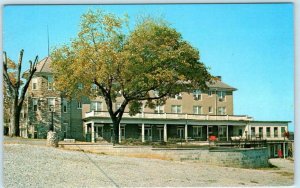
xmin=209 ymin=136 xmax=217 ymax=141
xmin=278 ymin=149 xmax=283 ymax=158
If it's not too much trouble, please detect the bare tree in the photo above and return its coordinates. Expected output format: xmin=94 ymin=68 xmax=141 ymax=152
xmin=3 ymin=49 xmax=38 ymax=136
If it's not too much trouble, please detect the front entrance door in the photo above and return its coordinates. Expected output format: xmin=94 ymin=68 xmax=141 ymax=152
xmin=177 ymin=128 xmax=184 ymax=139
xmin=145 ymin=128 xmax=152 ymax=141
xmin=95 ymin=126 xmax=103 ymax=139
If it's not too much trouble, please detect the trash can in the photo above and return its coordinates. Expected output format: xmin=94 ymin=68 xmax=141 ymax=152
xmin=86 ymin=133 xmax=91 ymax=142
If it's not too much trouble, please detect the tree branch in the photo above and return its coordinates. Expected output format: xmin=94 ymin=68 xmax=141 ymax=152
xmin=18 ymin=56 xmax=38 ymax=107
xmin=3 ymin=51 xmax=15 ymax=92
xmin=16 ymin=49 xmax=24 ymax=90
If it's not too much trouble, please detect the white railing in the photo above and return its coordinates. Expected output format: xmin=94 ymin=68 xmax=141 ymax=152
xmin=85 ymin=111 xmax=253 ymax=121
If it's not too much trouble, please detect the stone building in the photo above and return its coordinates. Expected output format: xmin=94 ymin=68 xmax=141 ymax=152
xmin=19 ymin=57 xmax=290 ymax=158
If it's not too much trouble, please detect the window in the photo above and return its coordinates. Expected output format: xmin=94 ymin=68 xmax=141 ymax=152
xmin=274 ymin=127 xmax=278 ymax=137
xmin=63 ymin=123 xmax=68 ymax=138
xmin=91 ymin=101 xmax=102 ymax=111
xmin=63 ymin=99 xmax=68 ymax=113
xmin=218 ymin=91 xmax=226 ymax=101
xmin=251 ymin=127 xmax=255 ymax=138
xmin=193 ymin=90 xmax=201 ymax=100
xmin=115 ymin=103 xmax=121 ymax=111
xmin=91 ymin=84 xmax=98 ymax=92
xmin=77 ymin=102 xmax=82 ymax=109
xmin=47 ymin=98 xmax=55 ymax=112
xmin=193 ymin=126 xmax=202 ymax=138
xmin=32 ymin=98 xmax=38 ymax=112
xmin=154 ymin=105 xmax=164 ymax=113
xmin=238 ymin=129 xmax=243 ymax=136
xmin=96 ymin=126 xmax=103 ymax=137
xmin=77 ymin=83 xmax=83 ymax=90
xmin=171 ymin=105 xmax=182 ymax=113
xmin=47 ymin=76 xmax=53 ymax=90
xmin=266 ymin=127 xmax=271 ymax=137
xmin=153 ymin=90 xmax=159 ymax=97
xmin=32 ymin=78 xmax=38 ymax=90
xmin=218 ymin=107 xmax=226 ymax=115
xmin=218 ymin=126 xmax=227 ymax=137
xmin=121 ymin=126 xmax=125 ymax=137
xmin=193 ymin=106 xmax=202 ymax=114
xmin=259 ymin=127 xmax=263 ymax=137
xmin=208 ymin=91 xmax=212 ymax=96
xmin=208 ymin=106 xmax=213 ymax=113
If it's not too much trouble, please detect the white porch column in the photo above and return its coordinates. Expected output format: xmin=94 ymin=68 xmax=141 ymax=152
xmin=84 ymin=123 xmax=87 ymax=135
xmin=142 ymin=123 xmax=145 ymax=143
xmin=283 ymin=140 xmax=286 ymax=159
xmin=164 ymin=124 xmax=167 ymax=142
xmin=185 ymin=123 xmax=188 ymax=142
xmin=119 ymin=124 xmax=121 ymax=143
xmin=91 ymin=122 xmax=95 ymax=143
xmin=207 ymin=125 xmax=209 ymax=141
xmin=227 ymin=125 xmax=229 ymax=141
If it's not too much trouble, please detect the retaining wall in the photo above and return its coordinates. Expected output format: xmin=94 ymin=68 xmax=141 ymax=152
xmin=60 ymin=144 xmax=269 ymax=168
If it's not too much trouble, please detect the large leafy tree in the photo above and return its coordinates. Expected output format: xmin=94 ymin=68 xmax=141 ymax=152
xmin=51 ymin=10 xmax=211 ymax=144
xmin=3 ymin=50 xmax=38 ymax=136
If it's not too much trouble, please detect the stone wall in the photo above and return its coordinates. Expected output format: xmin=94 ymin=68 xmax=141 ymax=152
xmin=61 ymin=144 xmax=269 ymax=168
xmin=21 ymin=73 xmax=85 ymax=141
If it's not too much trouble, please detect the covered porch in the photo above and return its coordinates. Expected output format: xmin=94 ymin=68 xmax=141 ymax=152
xmin=83 ymin=121 xmax=248 ymax=143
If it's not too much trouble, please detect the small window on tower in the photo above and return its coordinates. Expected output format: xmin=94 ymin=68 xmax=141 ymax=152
xmin=32 ymin=78 xmax=38 ymax=90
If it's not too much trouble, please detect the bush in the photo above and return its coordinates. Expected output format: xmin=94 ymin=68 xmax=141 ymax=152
xmin=167 ymin=137 xmax=183 ymax=144
xmin=121 ymin=138 xmax=143 ymax=145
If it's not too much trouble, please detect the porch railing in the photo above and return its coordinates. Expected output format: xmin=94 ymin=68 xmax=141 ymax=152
xmin=85 ymin=111 xmax=253 ymax=121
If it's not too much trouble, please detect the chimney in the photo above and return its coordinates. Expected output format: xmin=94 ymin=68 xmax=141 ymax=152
xmin=216 ymin=76 xmax=222 ymax=81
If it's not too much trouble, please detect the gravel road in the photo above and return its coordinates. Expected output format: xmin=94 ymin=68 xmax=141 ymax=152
xmin=3 ymin=138 xmax=294 ymax=187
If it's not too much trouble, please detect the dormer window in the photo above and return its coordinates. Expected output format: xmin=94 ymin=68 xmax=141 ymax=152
xmin=208 ymin=91 xmax=212 ymax=96
xmin=193 ymin=90 xmax=201 ymax=100
xmin=172 ymin=93 xmax=182 ymax=100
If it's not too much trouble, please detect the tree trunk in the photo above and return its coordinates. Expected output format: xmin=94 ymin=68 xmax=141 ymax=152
xmin=111 ymin=118 xmax=120 ymax=146
xmin=9 ymin=100 xmax=21 ymax=137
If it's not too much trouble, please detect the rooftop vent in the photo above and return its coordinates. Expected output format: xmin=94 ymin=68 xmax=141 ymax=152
xmin=216 ymin=76 xmax=222 ymax=81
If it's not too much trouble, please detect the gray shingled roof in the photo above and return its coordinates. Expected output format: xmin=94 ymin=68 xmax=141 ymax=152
xmin=28 ymin=56 xmax=236 ymax=91
xmin=35 ymin=57 xmax=52 ymax=73
xmin=23 ymin=56 xmax=52 ymax=75
xmin=206 ymin=80 xmax=237 ymax=91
